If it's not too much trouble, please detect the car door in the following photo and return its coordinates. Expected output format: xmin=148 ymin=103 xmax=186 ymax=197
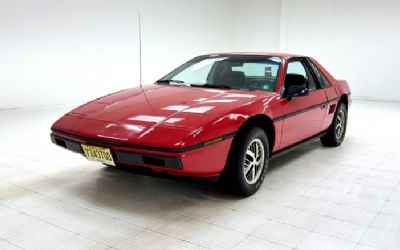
xmin=279 ymin=59 xmax=328 ymax=149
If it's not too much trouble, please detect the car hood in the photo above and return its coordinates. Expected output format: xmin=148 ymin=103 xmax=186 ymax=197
xmin=52 ymin=84 xmax=274 ymax=149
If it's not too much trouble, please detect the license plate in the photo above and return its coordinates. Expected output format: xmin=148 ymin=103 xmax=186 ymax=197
xmin=81 ymin=145 xmax=115 ymax=166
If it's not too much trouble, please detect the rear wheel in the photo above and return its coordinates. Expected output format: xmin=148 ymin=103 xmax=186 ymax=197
xmin=221 ymin=127 xmax=269 ymax=196
xmin=320 ymin=102 xmax=347 ymax=147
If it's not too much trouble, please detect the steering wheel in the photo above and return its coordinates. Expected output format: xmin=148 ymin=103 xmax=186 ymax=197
xmin=246 ymin=80 xmax=265 ymax=90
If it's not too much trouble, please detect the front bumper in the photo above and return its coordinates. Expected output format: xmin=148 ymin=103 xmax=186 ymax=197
xmin=50 ymin=131 xmax=233 ymax=177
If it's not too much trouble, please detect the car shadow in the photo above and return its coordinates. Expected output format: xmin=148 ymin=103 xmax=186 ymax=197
xmin=61 ymin=139 xmax=326 ymax=219
xmin=268 ymin=140 xmax=322 ymax=171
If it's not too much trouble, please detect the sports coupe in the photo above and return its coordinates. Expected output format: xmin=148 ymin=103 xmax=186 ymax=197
xmin=50 ymin=53 xmax=351 ymax=196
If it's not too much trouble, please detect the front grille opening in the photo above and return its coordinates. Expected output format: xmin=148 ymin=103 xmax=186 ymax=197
xmin=142 ymin=156 xmax=165 ymax=167
xmin=55 ymin=138 xmax=67 ymax=148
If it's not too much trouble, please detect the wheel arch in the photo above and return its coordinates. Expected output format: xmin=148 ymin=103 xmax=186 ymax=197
xmin=233 ymin=114 xmax=275 ymax=154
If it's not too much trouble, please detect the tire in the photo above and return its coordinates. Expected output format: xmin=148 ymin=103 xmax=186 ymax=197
xmin=221 ymin=127 xmax=269 ymax=196
xmin=320 ymin=102 xmax=347 ymax=147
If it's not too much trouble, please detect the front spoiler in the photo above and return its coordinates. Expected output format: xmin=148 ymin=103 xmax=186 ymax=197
xmin=51 ymin=133 xmax=182 ymax=169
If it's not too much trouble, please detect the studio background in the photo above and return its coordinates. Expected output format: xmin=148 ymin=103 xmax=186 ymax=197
xmin=1 ymin=0 xmax=399 ymax=110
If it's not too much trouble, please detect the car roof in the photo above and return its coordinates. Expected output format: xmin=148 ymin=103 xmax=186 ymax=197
xmin=203 ymin=52 xmax=306 ymax=60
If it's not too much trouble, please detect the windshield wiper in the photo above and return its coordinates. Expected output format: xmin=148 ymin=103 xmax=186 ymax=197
xmin=190 ymin=83 xmax=231 ymax=89
xmin=156 ymin=79 xmax=186 ymax=86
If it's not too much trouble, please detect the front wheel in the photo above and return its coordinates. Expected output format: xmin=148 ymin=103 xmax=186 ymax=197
xmin=221 ymin=127 xmax=269 ymax=196
xmin=320 ymin=102 xmax=348 ymax=147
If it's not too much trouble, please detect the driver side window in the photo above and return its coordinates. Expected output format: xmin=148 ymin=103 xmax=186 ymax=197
xmin=287 ymin=61 xmax=307 ymax=80
xmin=286 ymin=61 xmax=316 ymax=90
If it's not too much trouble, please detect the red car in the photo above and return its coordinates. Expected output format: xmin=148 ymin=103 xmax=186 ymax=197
xmin=51 ymin=53 xmax=351 ymax=196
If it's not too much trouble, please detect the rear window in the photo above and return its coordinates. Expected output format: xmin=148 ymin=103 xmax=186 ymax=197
xmin=232 ymin=62 xmax=279 ymax=78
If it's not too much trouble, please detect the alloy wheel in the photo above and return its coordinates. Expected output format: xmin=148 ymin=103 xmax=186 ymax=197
xmin=243 ymin=139 xmax=265 ymax=185
xmin=335 ymin=109 xmax=346 ymax=139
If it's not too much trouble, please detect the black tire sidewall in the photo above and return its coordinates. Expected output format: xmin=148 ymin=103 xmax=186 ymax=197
xmin=332 ymin=103 xmax=348 ymax=145
xmin=229 ymin=127 xmax=269 ymax=196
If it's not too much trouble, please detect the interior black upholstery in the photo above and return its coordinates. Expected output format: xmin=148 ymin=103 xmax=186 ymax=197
xmin=284 ymin=74 xmax=306 ymax=88
xmin=284 ymin=74 xmax=306 ymax=96
xmin=221 ymin=70 xmax=246 ymax=88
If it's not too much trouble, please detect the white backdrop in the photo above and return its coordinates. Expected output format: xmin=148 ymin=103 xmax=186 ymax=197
xmin=0 ymin=0 xmax=232 ymax=109
xmin=1 ymin=0 xmax=399 ymax=109
xmin=0 ymin=0 xmax=281 ymax=109
xmin=279 ymin=0 xmax=400 ymax=102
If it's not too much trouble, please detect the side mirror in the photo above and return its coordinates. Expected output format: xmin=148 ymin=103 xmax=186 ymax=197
xmin=286 ymin=85 xmax=309 ymax=99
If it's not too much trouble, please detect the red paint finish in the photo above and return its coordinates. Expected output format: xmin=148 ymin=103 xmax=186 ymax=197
xmin=51 ymin=53 xmax=351 ymax=178
xmin=278 ymin=89 xmax=328 ymax=149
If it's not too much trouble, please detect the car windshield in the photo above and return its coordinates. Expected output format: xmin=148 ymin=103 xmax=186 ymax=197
xmin=158 ymin=55 xmax=282 ymax=91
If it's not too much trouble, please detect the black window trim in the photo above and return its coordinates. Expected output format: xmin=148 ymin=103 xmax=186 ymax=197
xmin=306 ymin=58 xmax=331 ymax=89
xmin=301 ymin=59 xmax=320 ymax=90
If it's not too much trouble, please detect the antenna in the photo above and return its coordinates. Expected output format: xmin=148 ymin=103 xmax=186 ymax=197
xmin=137 ymin=13 xmax=156 ymax=113
xmin=138 ymin=13 xmax=143 ymax=88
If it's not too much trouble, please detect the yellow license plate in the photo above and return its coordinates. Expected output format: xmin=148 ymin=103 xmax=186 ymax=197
xmin=81 ymin=145 xmax=115 ymax=166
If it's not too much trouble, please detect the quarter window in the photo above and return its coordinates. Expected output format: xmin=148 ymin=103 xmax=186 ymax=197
xmin=309 ymin=61 xmax=330 ymax=88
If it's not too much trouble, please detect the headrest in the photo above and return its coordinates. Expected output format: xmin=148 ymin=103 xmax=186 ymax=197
xmin=229 ymin=71 xmax=245 ymax=78
xmin=284 ymin=74 xmax=306 ymax=87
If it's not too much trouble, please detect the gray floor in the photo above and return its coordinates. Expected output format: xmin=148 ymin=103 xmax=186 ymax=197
xmin=0 ymin=100 xmax=399 ymax=250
